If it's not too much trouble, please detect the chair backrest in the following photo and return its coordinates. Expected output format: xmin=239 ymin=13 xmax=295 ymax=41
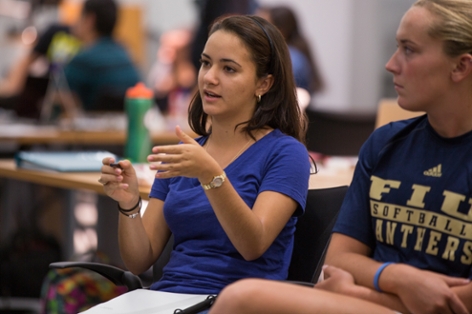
xmin=305 ymin=109 xmax=375 ymax=156
xmin=375 ymin=98 xmax=424 ymax=129
xmin=287 ymin=186 xmax=348 ymax=283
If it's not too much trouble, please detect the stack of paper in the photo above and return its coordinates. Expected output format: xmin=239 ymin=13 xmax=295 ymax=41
xmin=80 ymin=290 xmax=210 ymax=314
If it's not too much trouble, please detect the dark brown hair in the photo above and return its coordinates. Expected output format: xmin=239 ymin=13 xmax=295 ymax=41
xmin=188 ymin=15 xmax=307 ymax=143
xmin=83 ymin=0 xmax=117 ymax=37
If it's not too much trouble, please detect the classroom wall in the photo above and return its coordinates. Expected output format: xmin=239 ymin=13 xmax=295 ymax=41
xmin=135 ymin=0 xmax=414 ymax=113
xmin=258 ymin=0 xmax=414 ymax=113
xmin=0 ymin=0 xmax=415 ymax=114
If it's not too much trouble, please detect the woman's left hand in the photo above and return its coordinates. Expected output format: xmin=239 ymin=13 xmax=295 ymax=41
xmin=148 ymin=126 xmax=220 ymax=182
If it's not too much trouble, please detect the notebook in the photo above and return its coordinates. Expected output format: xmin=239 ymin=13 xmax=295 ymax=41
xmin=15 ymin=151 xmax=118 ymax=172
xmin=80 ymin=290 xmax=212 ymax=314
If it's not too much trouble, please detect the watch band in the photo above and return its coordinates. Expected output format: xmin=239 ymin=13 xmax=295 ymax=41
xmin=201 ymin=172 xmax=226 ymax=190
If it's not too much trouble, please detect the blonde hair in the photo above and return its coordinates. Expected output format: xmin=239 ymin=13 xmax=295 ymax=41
xmin=414 ymin=0 xmax=472 ymax=57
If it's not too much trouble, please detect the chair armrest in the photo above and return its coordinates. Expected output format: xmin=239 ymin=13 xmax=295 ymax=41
xmin=49 ymin=261 xmax=143 ymax=291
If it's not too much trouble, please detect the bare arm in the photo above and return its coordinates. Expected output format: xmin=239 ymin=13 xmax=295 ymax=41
xmin=203 ymin=181 xmax=297 ymax=260
xmin=324 ymin=234 xmax=408 ymax=313
xmin=316 ymin=265 xmax=407 ymax=313
xmin=99 ymin=158 xmax=171 ymax=274
xmin=118 ymin=198 xmax=171 ymax=274
xmin=0 ymin=52 xmax=39 ymax=97
xmin=149 ymin=126 xmax=299 ymax=261
xmin=453 ymin=283 xmax=472 ymax=312
xmin=326 ymin=233 xmax=469 ymax=314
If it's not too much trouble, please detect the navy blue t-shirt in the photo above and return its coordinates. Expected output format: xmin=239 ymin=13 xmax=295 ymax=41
xmin=149 ymin=129 xmax=310 ymax=294
xmin=64 ymin=37 xmax=140 ymax=110
xmin=334 ymin=115 xmax=472 ymax=278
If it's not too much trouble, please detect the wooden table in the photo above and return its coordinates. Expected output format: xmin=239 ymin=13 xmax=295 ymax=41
xmin=0 ymin=159 xmax=153 ymax=261
xmin=0 ymin=159 xmax=152 ymax=199
xmin=0 ymin=159 xmax=354 ymax=195
xmin=0 ymin=127 xmax=184 ymax=146
xmin=0 ymin=158 xmax=354 ymax=261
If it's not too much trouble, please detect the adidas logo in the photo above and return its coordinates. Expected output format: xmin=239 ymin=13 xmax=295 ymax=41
xmin=423 ymin=164 xmax=442 ymax=177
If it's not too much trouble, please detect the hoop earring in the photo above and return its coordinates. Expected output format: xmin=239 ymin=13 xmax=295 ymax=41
xmin=257 ymin=94 xmax=262 ymax=103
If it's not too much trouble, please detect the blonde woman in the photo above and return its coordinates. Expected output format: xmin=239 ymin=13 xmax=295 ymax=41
xmin=209 ymin=1 xmax=472 ymax=313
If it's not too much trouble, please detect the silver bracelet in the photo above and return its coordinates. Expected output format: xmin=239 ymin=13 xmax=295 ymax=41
xmin=122 ymin=211 xmax=140 ymax=219
xmin=118 ymin=197 xmax=142 ymax=218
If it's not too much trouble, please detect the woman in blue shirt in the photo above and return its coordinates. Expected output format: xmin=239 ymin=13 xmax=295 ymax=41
xmin=99 ymin=14 xmax=311 ymax=295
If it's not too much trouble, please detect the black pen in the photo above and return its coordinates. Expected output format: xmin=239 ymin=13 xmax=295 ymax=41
xmin=110 ymin=162 xmax=123 ymax=169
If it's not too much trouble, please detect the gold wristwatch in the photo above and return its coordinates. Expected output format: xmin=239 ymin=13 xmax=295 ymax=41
xmin=201 ymin=172 xmax=226 ymax=190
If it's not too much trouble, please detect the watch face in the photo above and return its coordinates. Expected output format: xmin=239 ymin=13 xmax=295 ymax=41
xmin=212 ymin=177 xmax=224 ymax=187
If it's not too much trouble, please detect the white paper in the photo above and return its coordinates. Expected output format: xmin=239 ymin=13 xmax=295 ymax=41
xmin=80 ymin=289 xmax=210 ymax=314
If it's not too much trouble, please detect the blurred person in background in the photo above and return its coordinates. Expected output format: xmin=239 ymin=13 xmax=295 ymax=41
xmin=258 ymin=5 xmax=325 ymax=99
xmin=0 ymin=11 xmax=80 ymax=119
xmin=147 ymin=28 xmax=196 ymax=118
xmin=0 ymin=0 xmax=140 ymax=119
xmin=60 ymin=0 xmax=140 ymax=114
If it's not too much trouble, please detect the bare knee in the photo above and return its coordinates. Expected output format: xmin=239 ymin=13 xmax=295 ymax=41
xmin=210 ymin=279 xmax=265 ymax=314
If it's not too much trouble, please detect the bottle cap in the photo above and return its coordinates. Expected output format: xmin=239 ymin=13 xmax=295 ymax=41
xmin=126 ymin=82 xmax=153 ymax=99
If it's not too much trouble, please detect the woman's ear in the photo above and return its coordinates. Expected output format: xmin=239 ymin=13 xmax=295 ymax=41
xmin=256 ymin=74 xmax=274 ymax=97
xmin=451 ymin=54 xmax=472 ymax=82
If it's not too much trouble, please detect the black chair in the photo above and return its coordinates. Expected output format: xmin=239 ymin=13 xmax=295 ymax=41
xmin=50 ymin=186 xmax=348 ymax=309
xmin=305 ymin=108 xmax=375 ymax=156
xmin=287 ymin=186 xmax=348 ymax=284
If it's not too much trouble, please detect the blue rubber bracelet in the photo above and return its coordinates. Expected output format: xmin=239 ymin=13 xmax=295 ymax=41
xmin=373 ymin=262 xmax=394 ymax=292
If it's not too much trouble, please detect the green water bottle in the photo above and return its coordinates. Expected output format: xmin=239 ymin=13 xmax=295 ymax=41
xmin=124 ymin=82 xmax=153 ymax=163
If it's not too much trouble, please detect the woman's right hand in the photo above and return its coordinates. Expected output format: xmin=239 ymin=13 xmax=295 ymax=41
xmin=98 ymin=157 xmax=140 ymax=207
